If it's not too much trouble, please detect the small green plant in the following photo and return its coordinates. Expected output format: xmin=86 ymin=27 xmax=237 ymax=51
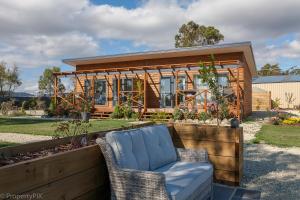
xmin=123 ymin=105 xmax=133 ymax=119
xmin=80 ymin=98 xmax=92 ymax=113
xmin=131 ymin=112 xmax=139 ymax=120
xmin=277 ymin=112 xmax=291 ymax=120
xmin=47 ymin=98 xmax=56 ymax=117
xmin=184 ymin=110 xmax=197 ymax=120
xmin=219 ymin=101 xmax=229 ymax=120
xmin=270 ymin=117 xmax=280 ymax=125
xmin=0 ymin=101 xmax=13 ymax=115
xmin=151 ymin=112 xmax=168 ymax=122
xmin=54 ymin=120 xmax=91 ymax=148
xmin=198 ymin=112 xmax=209 ymax=122
xmin=173 ymin=108 xmax=184 ymax=120
xmin=111 ymin=105 xmax=124 ymax=119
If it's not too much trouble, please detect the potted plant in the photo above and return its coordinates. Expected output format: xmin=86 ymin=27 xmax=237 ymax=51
xmin=80 ymin=98 xmax=92 ymax=122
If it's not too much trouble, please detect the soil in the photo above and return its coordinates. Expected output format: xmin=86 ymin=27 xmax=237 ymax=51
xmin=0 ymin=140 xmax=96 ymax=167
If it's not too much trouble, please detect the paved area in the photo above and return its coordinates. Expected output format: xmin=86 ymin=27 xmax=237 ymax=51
xmin=0 ymin=133 xmax=51 ymax=144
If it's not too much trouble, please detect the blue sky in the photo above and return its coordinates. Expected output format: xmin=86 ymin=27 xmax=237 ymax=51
xmin=0 ymin=0 xmax=300 ymax=93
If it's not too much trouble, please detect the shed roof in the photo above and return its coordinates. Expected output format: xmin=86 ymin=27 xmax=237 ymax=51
xmin=252 ymin=75 xmax=300 ymax=84
xmin=62 ymin=41 xmax=257 ymax=76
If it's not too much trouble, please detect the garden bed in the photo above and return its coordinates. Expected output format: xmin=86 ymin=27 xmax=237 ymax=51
xmin=168 ymin=123 xmax=243 ymax=186
xmin=0 ymin=122 xmax=153 ymax=199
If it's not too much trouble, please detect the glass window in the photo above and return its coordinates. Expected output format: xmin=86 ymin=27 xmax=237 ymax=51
xmin=177 ymin=76 xmax=186 ymax=104
xmin=84 ymin=79 xmax=91 ymax=98
xmin=121 ymin=78 xmax=133 ymax=103
xmin=112 ymin=79 xmax=118 ymax=106
xmin=193 ymin=75 xmax=211 ymax=104
xmin=160 ymin=77 xmax=174 ymax=108
xmin=218 ymin=74 xmax=229 ymax=88
xmin=94 ymin=79 xmax=107 ymax=105
xmin=122 ymin=79 xmax=133 ymax=91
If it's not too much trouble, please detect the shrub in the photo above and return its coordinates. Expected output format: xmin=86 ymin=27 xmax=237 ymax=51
xmin=47 ymin=99 xmax=56 ymax=117
xmin=54 ymin=120 xmax=91 ymax=148
xmin=123 ymin=105 xmax=133 ymax=119
xmin=173 ymin=108 xmax=184 ymax=120
xmin=219 ymin=101 xmax=229 ymax=120
xmin=131 ymin=112 xmax=139 ymax=120
xmin=0 ymin=101 xmax=14 ymax=115
xmin=270 ymin=117 xmax=280 ymax=125
xmin=277 ymin=112 xmax=291 ymax=120
xmin=198 ymin=112 xmax=209 ymax=122
xmin=111 ymin=105 xmax=124 ymax=119
xmin=151 ymin=112 xmax=168 ymax=122
xmin=282 ymin=117 xmax=300 ymax=125
xmin=184 ymin=110 xmax=197 ymax=120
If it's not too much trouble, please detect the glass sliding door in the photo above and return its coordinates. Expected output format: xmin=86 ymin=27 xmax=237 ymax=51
xmin=94 ymin=79 xmax=107 ymax=105
xmin=84 ymin=79 xmax=91 ymax=98
xmin=121 ymin=78 xmax=133 ymax=103
xmin=193 ymin=75 xmax=211 ymax=105
xmin=112 ymin=79 xmax=118 ymax=106
xmin=177 ymin=76 xmax=186 ymax=105
xmin=160 ymin=76 xmax=174 ymax=108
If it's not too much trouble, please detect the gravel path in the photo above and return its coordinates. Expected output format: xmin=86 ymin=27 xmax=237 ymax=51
xmin=0 ymin=133 xmax=52 ymax=144
xmin=241 ymin=117 xmax=300 ymax=200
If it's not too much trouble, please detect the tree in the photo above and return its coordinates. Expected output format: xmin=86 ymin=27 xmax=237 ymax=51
xmin=284 ymin=66 xmax=300 ymax=75
xmin=198 ymin=55 xmax=229 ymax=126
xmin=175 ymin=21 xmax=224 ymax=48
xmin=0 ymin=61 xmax=22 ymax=98
xmin=258 ymin=63 xmax=281 ymax=76
xmin=38 ymin=67 xmax=65 ymax=96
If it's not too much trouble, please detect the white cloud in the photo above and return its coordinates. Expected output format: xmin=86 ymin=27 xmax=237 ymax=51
xmin=0 ymin=32 xmax=99 ymax=68
xmin=1 ymin=0 xmax=300 ymax=92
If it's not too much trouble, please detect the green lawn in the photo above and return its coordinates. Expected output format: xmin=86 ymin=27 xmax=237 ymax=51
xmin=0 ymin=141 xmax=18 ymax=148
xmin=0 ymin=117 xmax=134 ymax=136
xmin=254 ymin=124 xmax=300 ymax=147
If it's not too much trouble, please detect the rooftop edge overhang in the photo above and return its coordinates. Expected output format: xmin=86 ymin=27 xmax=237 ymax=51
xmin=62 ymin=41 xmax=257 ymax=76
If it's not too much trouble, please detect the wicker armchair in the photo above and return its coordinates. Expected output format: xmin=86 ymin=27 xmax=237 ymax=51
xmin=97 ymin=125 xmax=213 ymax=200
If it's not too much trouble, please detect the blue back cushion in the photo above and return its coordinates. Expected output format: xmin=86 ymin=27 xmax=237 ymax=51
xmin=106 ymin=129 xmax=150 ymax=170
xmin=141 ymin=125 xmax=177 ymax=170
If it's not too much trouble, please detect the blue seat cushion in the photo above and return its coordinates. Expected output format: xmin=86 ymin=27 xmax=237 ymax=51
xmin=106 ymin=129 xmax=150 ymax=170
xmin=154 ymin=162 xmax=213 ymax=200
xmin=140 ymin=125 xmax=177 ymax=170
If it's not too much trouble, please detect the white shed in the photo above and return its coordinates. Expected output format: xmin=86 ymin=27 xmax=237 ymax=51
xmin=252 ymin=75 xmax=300 ymax=109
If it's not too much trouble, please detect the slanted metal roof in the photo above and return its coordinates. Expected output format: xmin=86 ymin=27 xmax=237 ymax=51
xmin=62 ymin=41 xmax=257 ymax=76
xmin=252 ymin=75 xmax=300 ymax=84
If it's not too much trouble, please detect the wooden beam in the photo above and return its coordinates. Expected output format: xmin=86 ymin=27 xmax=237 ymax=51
xmin=144 ymin=72 xmax=147 ymax=112
xmin=117 ymin=74 xmax=121 ymax=105
xmin=236 ymin=67 xmax=240 ymax=120
xmin=175 ymin=71 xmax=178 ymax=107
xmin=54 ymin=75 xmax=58 ymax=107
xmin=75 ymin=74 xmax=84 ymax=93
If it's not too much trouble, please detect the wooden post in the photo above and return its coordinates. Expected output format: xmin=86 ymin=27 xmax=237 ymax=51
xmin=144 ymin=72 xmax=147 ymax=112
xmin=175 ymin=71 xmax=178 ymax=107
xmin=117 ymin=74 xmax=121 ymax=105
xmin=204 ymin=90 xmax=207 ymax=113
xmin=54 ymin=75 xmax=58 ymax=107
xmin=236 ymin=67 xmax=240 ymax=120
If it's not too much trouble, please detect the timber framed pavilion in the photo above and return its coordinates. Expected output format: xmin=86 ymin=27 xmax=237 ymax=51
xmin=53 ymin=42 xmax=256 ymax=120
